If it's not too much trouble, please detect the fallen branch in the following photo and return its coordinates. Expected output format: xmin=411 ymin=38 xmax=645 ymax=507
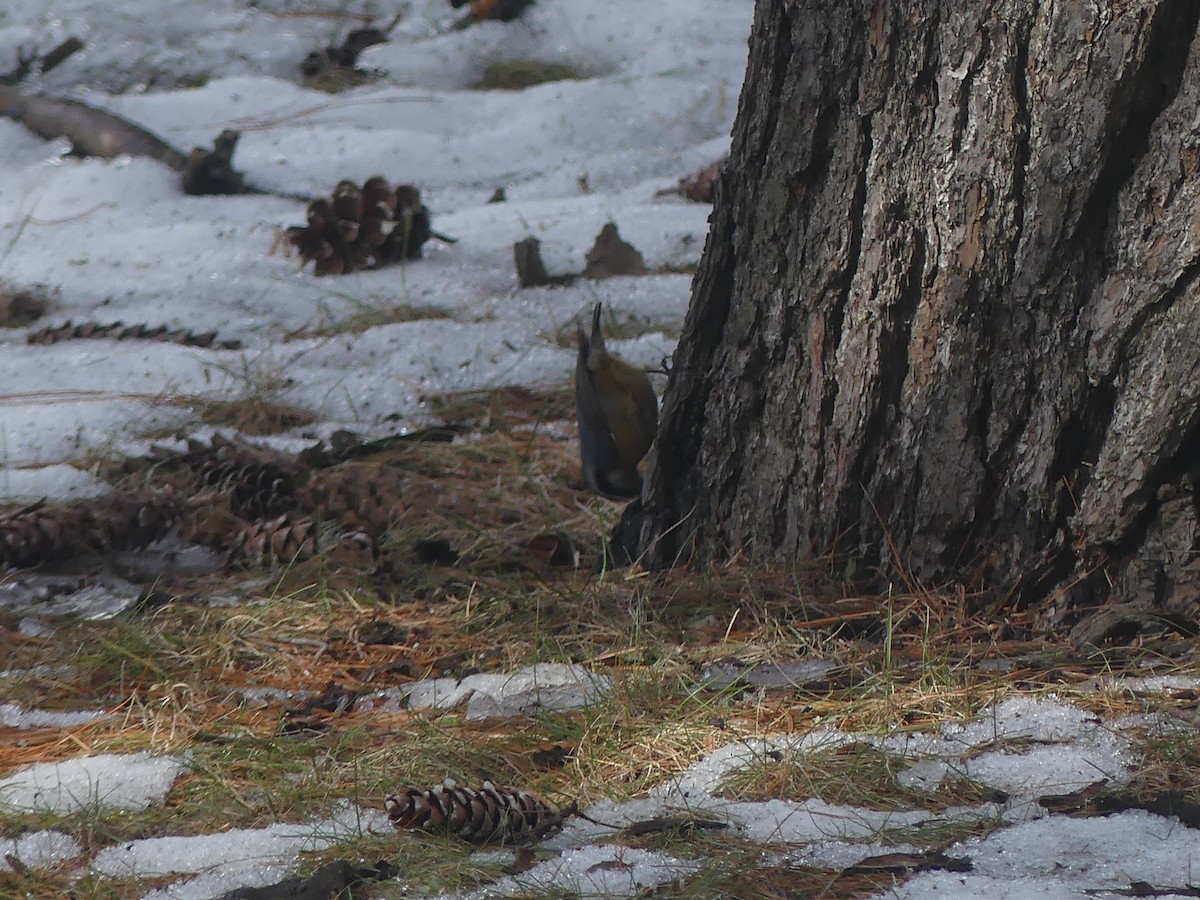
xmin=0 ymin=37 xmax=84 ymax=86
xmin=0 ymin=86 xmax=188 ymax=170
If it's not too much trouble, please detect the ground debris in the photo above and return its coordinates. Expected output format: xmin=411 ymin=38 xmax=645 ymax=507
xmin=842 ymin=850 xmax=973 ymax=875
xmin=513 ymin=235 xmax=578 ymax=287
xmin=656 ymin=159 xmax=724 ymax=203
xmin=620 ymin=815 xmax=727 ymax=838
xmin=299 ymin=20 xmax=396 ymax=90
xmin=1039 ymin=781 xmax=1200 ymax=829
xmin=582 ymin=222 xmax=646 ymax=279
xmin=27 ymin=319 xmax=242 ymax=349
xmin=182 ymin=129 xmax=246 ymax=196
xmin=218 ymin=859 xmax=397 ymax=900
xmin=0 ymin=85 xmax=188 ymax=169
xmin=452 ymin=0 xmax=536 ymax=24
xmin=1098 ymin=882 xmax=1200 ymax=898
xmin=0 ymin=37 xmax=84 ymax=86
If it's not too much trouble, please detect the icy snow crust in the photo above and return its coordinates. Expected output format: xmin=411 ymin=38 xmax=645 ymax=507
xmin=0 ymin=751 xmax=190 ymax=814
xmin=0 ymin=0 xmax=734 ymax=492
xmin=0 ymin=829 xmax=82 ymax=873
xmin=0 ymin=702 xmax=107 ymax=729
xmin=357 ymin=661 xmax=612 ymax=718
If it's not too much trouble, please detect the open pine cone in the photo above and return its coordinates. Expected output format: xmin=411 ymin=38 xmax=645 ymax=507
xmin=386 ymin=778 xmax=565 ymax=845
xmin=287 ymin=177 xmax=433 ymax=276
xmin=0 ymin=491 xmax=181 ymax=570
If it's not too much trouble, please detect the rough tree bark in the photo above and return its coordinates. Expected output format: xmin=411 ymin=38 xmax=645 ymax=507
xmin=624 ymin=0 xmax=1200 ymax=627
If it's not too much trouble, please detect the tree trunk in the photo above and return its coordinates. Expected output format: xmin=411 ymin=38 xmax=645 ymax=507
xmin=624 ymin=0 xmax=1200 ymax=625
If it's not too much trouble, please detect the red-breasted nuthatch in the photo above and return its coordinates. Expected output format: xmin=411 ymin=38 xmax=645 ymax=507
xmin=575 ymin=302 xmax=658 ymax=499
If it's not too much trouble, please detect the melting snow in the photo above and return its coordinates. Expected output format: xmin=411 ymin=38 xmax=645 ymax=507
xmin=0 ymin=0 xmax=738 ymax=477
xmin=0 ymin=573 xmax=146 ymax=620
xmin=454 ymin=845 xmax=699 ymax=899
xmin=887 ymin=810 xmax=1200 ymax=899
xmin=0 ymin=829 xmax=82 ymax=872
xmin=140 ymin=864 xmax=298 ymax=900
xmin=93 ymin=802 xmax=388 ymax=877
xmin=0 ymin=751 xmax=190 ymax=814
xmin=0 ymin=702 xmax=107 ymax=729
xmin=0 ymin=463 xmax=112 ymax=501
xmin=359 ymin=662 xmax=611 ymax=719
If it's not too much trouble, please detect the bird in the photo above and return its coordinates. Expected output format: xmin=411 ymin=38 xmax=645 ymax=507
xmin=575 ymin=302 xmax=658 ymax=500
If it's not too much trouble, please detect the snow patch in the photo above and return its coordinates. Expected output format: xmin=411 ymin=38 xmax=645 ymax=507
xmin=0 ymin=464 xmax=111 ymax=500
xmin=0 ymin=573 xmax=145 ymax=620
xmin=881 ymin=810 xmax=1200 ymax=898
xmin=0 ymin=830 xmax=83 ymax=872
xmin=360 ymin=662 xmax=610 ymax=719
xmin=454 ymin=845 xmax=699 ymax=899
xmin=652 ymin=730 xmax=855 ymax=803
xmin=101 ymin=802 xmax=389 ymax=899
xmin=142 ymin=865 xmax=297 ymax=900
xmin=0 ymin=702 xmax=107 ymax=729
xmin=0 ymin=0 xmax=738 ymax=487
xmin=0 ymin=751 xmax=190 ymax=814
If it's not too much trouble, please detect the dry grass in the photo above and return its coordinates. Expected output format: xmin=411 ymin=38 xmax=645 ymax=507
xmin=296 ymin=300 xmax=454 ymax=338
xmin=723 ymin=742 xmax=966 ymax=811
xmin=191 ymin=395 xmax=318 ymax=434
xmin=426 ymin=385 xmax=576 ymax=431
xmin=135 ymin=352 xmax=318 ymax=437
xmin=2 ymin=384 xmax=1198 ymax=897
xmin=471 ymin=60 xmax=585 ymax=91
xmin=548 ymin=306 xmax=675 ymax=349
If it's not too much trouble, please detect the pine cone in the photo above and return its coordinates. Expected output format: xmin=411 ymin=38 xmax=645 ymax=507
xmin=204 ymin=461 xmax=299 ymax=520
xmin=287 ymin=177 xmax=433 ymax=276
xmin=139 ymin=435 xmax=304 ymax=493
xmin=385 ymin=778 xmax=564 ymax=845
xmin=380 ymin=183 xmax=432 ymax=263
xmin=230 ymin=515 xmax=375 ymax=570
xmin=177 ymin=492 xmax=243 ymax=548
xmin=296 ymin=466 xmax=412 ymax=537
xmin=230 ymin=514 xmax=321 ymax=566
xmin=26 ymin=320 xmax=240 ymax=349
xmin=92 ymin=491 xmax=181 ymax=553
xmin=0 ymin=491 xmax=180 ymax=570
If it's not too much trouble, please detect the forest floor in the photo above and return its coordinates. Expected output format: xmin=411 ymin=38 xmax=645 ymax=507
xmin=2 ymin=392 xmax=1199 ymax=898
xmin=1 ymin=1 xmax=1199 ymax=897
